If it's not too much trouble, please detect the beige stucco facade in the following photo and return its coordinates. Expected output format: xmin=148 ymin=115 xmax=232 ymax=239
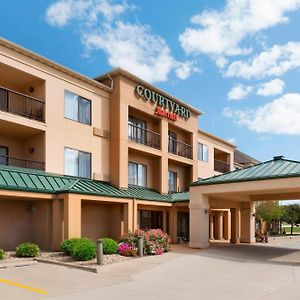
xmin=0 ymin=38 xmax=237 ymax=251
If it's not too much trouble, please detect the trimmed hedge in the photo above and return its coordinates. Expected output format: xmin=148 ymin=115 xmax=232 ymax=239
xmin=16 ymin=243 xmax=40 ymax=258
xmin=60 ymin=238 xmax=81 ymax=255
xmin=99 ymin=238 xmax=118 ymax=255
xmin=70 ymin=239 xmax=96 ymax=261
xmin=0 ymin=249 xmax=5 ymax=260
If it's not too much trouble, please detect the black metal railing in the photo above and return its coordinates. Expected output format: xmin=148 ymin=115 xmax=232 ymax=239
xmin=128 ymin=123 xmax=160 ymax=149
xmin=0 ymin=86 xmax=45 ymax=122
xmin=0 ymin=155 xmax=45 ymax=170
xmin=214 ymin=159 xmax=230 ymax=173
xmin=168 ymin=138 xmax=192 ymax=159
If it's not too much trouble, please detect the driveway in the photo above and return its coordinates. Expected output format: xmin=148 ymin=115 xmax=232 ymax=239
xmin=1 ymin=242 xmax=300 ymax=300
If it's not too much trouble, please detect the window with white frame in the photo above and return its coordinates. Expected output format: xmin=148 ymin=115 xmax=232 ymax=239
xmin=64 ymin=90 xmax=91 ymax=125
xmin=198 ymin=143 xmax=209 ymax=162
xmin=64 ymin=148 xmax=91 ymax=178
xmin=128 ymin=162 xmax=147 ymax=187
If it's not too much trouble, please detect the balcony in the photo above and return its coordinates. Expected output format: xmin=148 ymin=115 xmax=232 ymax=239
xmin=214 ymin=159 xmax=230 ymax=173
xmin=128 ymin=123 xmax=160 ymax=150
xmin=168 ymin=138 xmax=192 ymax=159
xmin=0 ymin=155 xmax=45 ymax=171
xmin=0 ymin=86 xmax=45 ymax=122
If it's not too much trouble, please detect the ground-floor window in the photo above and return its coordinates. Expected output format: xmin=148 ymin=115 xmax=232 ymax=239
xmin=138 ymin=210 xmax=163 ymax=230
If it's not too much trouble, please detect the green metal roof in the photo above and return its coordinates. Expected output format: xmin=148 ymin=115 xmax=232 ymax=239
xmin=192 ymin=156 xmax=300 ymax=186
xmin=0 ymin=165 xmax=189 ymax=203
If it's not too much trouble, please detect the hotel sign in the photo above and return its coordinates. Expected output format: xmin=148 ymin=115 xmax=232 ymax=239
xmin=135 ymin=85 xmax=191 ymax=121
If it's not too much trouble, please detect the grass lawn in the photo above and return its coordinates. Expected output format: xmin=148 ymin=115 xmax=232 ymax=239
xmin=282 ymin=225 xmax=300 ymax=234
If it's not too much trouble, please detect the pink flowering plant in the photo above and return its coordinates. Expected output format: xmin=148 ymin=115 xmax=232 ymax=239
xmin=119 ymin=229 xmax=171 ymax=256
xmin=117 ymin=242 xmax=137 ymax=257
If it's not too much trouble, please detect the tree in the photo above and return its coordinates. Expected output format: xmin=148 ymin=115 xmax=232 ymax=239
xmin=255 ymin=201 xmax=285 ymax=234
xmin=282 ymin=204 xmax=300 ymax=235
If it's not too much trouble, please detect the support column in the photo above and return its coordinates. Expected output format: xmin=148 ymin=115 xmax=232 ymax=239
xmin=163 ymin=209 xmax=167 ymax=232
xmin=63 ymin=194 xmax=81 ymax=240
xmin=230 ymin=208 xmax=241 ymax=244
xmin=217 ymin=212 xmax=223 ymax=240
xmin=189 ymin=194 xmax=210 ymax=248
xmin=170 ymin=205 xmax=178 ymax=243
xmin=240 ymin=201 xmax=256 ymax=243
xmin=133 ymin=199 xmax=138 ymax=231
xmin=209 ymin=214 xmax=214 ymax=240
xmin=224 ymin=211 xmax=231 ymax=240
xmin=52 ymin=199 xmax=63 ymax=250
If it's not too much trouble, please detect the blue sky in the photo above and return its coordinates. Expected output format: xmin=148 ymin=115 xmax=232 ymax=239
xmin=1 ymin=0 xmax=300 ymax=162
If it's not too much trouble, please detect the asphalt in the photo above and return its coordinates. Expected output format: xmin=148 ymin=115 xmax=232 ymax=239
xmin=1 ymin=241 xmax=300 ymax=300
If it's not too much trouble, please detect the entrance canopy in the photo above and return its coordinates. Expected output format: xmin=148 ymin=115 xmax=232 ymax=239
xmin=189 ymin=156 xmax=300 ymax=248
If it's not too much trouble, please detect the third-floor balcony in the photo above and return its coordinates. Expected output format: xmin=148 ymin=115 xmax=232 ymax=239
xmin=214 ymin=159 xmax=230 ymax=173
xmin=0 ymin=86 xmax=45 ymax=122
xmin=128 ymin=123 xmax=160 ymax=150
xmin=168 ymin=138 xmax=192 ymax=159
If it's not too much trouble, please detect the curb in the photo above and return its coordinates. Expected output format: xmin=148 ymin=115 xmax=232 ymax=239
xmin=35 ymin=258 xmax=99 ymax=273
xmin=0 ymin=259 xmax=37 ymax=269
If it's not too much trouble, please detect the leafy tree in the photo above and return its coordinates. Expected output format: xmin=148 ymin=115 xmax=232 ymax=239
xmin=282 ymin=204 xmax=300 ymax=235
xmin=256 ymin=201 xmax=284 ymax=223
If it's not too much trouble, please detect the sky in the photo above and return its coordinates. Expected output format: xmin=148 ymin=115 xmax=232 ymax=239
xmin=1 ymin=0 xmax=300 ymax=162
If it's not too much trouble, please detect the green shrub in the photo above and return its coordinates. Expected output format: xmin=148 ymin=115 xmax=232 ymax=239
xmin=16 ymin=243 xmax=40 ymax=258
xmin=0 ymin=249 xmax=5 ymax=260
xmin=60 ymin=238 xmax=81 ymax=255
xmin=99 ymin=238 xmax=118 ymax=255
xmin=70 ymin=238 xmax=96 ymax=261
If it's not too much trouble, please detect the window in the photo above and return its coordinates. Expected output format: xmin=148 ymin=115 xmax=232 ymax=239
xmin=128 ymin=116 xmax=147 ymax=144
xmin=0 ymin=146 xmax=8 ymax=165
xmin=64 ymin=148 xmax=91 ymax=178
xmin=64 ymin=91 xmax=91 ymax=125
xmin=128 ymin=162 xmax=147 ymax=187
xmin=198 ymin=143 xmax=209 ymax=162
xmin=138 ymin=210 xmax=163 ymax=230
xmin=168 ymin=170 xmax=177 ymax=193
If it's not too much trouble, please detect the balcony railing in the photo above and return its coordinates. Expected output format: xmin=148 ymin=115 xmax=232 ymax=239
xmin=168 ymin=138 xmax=192 ymax=159
xmin=0 ymin=86 xmax=45 ymax=122
xmin=214 ymin=159 xmax=230 ymax=173
xmin=0 ymin=155 xmax=45 ymax=171
xmin=128 ymin=123 xmax=160 ymax=149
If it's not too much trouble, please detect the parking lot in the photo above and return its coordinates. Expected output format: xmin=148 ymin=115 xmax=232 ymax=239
xmin=1 ymin=239 xmax=300 ymax=300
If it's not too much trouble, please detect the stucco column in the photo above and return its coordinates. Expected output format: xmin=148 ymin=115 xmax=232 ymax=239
xmin=170 ymin=205 xmax=178 ymax=243
xmin=209 ymin=214 xmax=214 ymax=240
xmin=230 ymin=208 xmax=241 ymax=244
xmin=163 ymin=209 xmax=167 ymax=232
xmin=160 ymin=119 xmax=168 ymax=194
xmin=63 ymin=194 xmax=81 ymax=240
xmin=224 ymin=211 xmax=231 ymax=240
xmin=52 ymin=199 xmax=63 ymax=250
xmin=189 ymin=194 xmax=210 ymax=248
xmin=133 ymin=199 xmax=138 ymax=231
xmin=240 ymin=201 xmax=256 ymax=243
xmin=217 ymin=212 xmax=224 ymax=240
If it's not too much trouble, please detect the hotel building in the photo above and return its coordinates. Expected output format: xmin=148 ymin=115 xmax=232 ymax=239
xmin=0 ymin=38 xmax=236 ymax=250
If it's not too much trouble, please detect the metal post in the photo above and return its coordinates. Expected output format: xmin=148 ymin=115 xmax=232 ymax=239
xmin=96 ymin=240 xmax=104 ymax=265
xmin=138 ymin=236 xmax=144 ymax=257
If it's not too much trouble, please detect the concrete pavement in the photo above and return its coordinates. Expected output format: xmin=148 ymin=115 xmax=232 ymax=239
xmin=1 ymin=243 xmax=300 ymax=299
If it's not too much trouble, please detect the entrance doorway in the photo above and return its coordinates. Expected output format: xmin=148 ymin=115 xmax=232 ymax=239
xmin=178 ymin=212 xmax=189 ymax=241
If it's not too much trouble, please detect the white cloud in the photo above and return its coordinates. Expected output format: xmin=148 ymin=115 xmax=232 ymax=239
xmin=223 ymin=93 xmax=300 ymax=135
xmin=179 ymin=0 xmax=300 ymax=58
xmin=226 ymin=42 xmax=300 ymax=79
xmin=257 ymin=79 xmax=285 ymax=96
xmin=227 ymin=137 xmax=236 ymax=144
xmin=227 ymin=84 xmax=252 ymax=101
xmin=46 ymin=0 xmax=198 ymax=83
